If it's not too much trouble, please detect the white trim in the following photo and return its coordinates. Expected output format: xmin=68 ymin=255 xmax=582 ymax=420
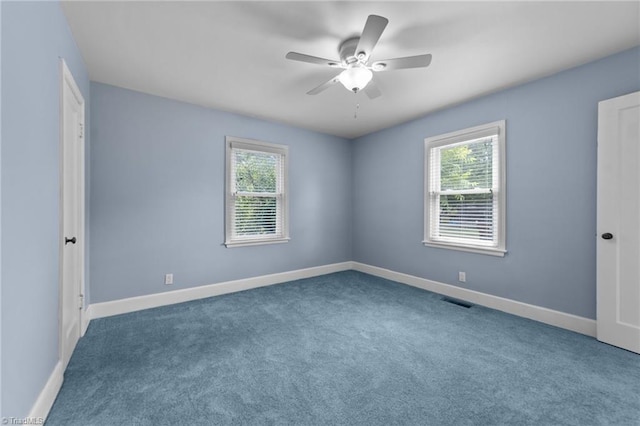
xmin=225 ymin=136 xmax=289 ymax=247
xmin=227 ymin=136 xmax=288 ymax=154
xmin=27 ymin=361 xmax=64 ymax=423
xmin=425 ymin=123 xmax=502 ymax=149
xmin=351 ymin=262 xmax=596 ymax=337
xmin=224 ymin=237 xmax=290 ymax=248
xmin=86 ymin=261 xmax=595 ymax=337
xmin=89 ymin=262 xmax=353 ymax=319
xmin=424 ymin=120 xmax=506 ymax=255
xmin=423 ymin=241 xmax=506 ymax=257
xmin=81 ymin=306 xmax=92 ymax=336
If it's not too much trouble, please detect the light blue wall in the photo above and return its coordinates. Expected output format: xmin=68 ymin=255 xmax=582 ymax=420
xmin=1 ymin=1 xmax=90 ymax=418
xmin=89 ymin=83 xmax=352 ymax=303
xmin=352 ymin=47 xmax=640 ymax=319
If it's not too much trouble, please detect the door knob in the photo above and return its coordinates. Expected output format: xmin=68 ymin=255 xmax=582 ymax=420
xmin=65 ymin=236 xmax=77 ymax=245
xmin=601 ymin=233 xmax=613 ymax=240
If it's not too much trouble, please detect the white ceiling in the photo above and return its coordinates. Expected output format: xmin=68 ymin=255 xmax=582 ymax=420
xmin=61 ymin=1 xmax=640 ymax=139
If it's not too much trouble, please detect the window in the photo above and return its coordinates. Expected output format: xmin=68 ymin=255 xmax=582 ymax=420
xmin=225 ymin=137 xmax=289 ymax=247
xmin=424 ymin=121 xmax=506 ymax=256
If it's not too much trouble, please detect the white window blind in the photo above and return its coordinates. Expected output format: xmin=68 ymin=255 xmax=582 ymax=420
xmin=424 ymin=121 xmax=506 ymax=256
xmin=225 ymin=137 xmax=289 ymax=247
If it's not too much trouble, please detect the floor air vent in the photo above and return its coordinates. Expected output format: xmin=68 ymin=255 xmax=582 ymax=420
xmin=442 ymin=297 xmax=473 ymax=309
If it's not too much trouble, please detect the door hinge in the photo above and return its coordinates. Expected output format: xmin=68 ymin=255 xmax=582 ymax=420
xmin=79 ymin=123 xmax=84 ymax=139
xmin=79 ymin=293 xmax=84 ymax=310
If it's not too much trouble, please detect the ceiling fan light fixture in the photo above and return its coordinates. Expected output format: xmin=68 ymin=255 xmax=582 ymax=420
xmin=338 ymin=66 xmax=373 ymax=93
xmin=285 ymin=14 xmax=432 ymax=99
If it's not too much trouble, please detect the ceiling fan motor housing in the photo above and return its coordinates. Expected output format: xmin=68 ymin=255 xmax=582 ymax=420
xmin=339 ymin=37 xmax=361 ymax=65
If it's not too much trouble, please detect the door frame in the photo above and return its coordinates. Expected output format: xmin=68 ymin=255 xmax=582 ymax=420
xmin=58 ymin=58 xmax=86 ymax=368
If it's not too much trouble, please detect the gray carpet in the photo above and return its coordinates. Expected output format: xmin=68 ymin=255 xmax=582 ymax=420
xmin=46 ymin=271 xmax=640 ymax=425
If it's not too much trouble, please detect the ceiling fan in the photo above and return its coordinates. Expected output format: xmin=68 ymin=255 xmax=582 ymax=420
xmin=285 ymin=14 xmax=432 ymax=99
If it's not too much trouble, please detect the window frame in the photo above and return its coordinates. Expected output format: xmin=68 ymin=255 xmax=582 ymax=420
xmin=423 ymin=120 xmax=506 ymax=257
xmin=225 ymin=136 xmax=289 ymax=248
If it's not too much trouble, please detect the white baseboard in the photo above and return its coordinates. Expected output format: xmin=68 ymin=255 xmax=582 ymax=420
xmin=87 ymin=260 xmax=595 ymax=335
xmin=90 ymin=262 xmax=353 ymax=320
xmin=27 ymin=361 xmax=63 ymax=423
xmin=352 ymin=262 xmax=596 ymax=337
xmin=87 ymin=261 xmax=595 ymax=337
xmin=81 ymin=306 xmax=92 ymax=336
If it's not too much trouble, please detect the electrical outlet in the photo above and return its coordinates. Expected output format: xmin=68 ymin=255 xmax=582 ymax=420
xmin=458 ymin=271 xmax=466 ymax=283
xmin=164 ymin=273 xmax=173 ymax=285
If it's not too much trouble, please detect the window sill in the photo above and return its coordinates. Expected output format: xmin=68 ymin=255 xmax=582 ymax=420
xmin=422 ymin=241 xmax=506 ymax=257
xmin=225 ymin=238 xmax=290 ymax=248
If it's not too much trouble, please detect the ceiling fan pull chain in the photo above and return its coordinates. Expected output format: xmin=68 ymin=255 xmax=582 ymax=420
xmin=354 ymin=103 xmax=360 ymax=119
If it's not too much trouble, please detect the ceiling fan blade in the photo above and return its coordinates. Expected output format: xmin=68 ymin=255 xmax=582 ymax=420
xmin=364 ymin=81 xmax=382 ymax=99
xmin=372 ymin=54 xmax=432 ymax=71
xmin=307 ymin=76 xmax=340 ymax=95
xmin=355 ymin=15 xmax=389 ymax=61
xmin=286 ymin=52 xmax=341 ymax=67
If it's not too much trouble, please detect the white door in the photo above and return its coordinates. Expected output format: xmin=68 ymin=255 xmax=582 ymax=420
xmin=60 ymin=59 xmax=85 ymax=369
xmin=597 ymin=91 xmax=640 ymax=354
